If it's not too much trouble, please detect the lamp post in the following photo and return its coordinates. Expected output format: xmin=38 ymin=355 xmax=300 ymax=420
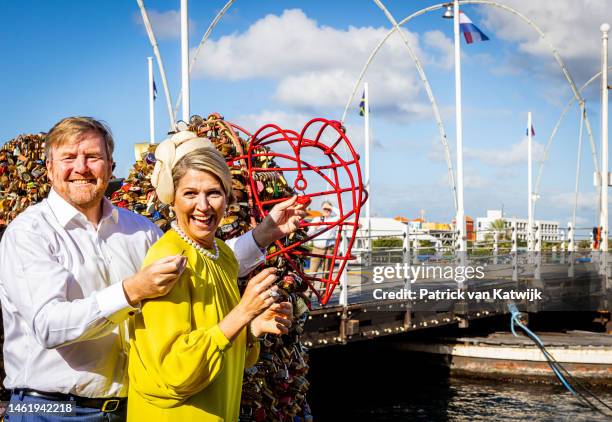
xmin=528 ymin=111 xmax=534 ymax=253
xmin=444 ymin=1 xmax=467 ymax=261
xmin=148 ymin=56 xmax=155 ymax=144
xmin=180 ymin=0 xmax=190 ymax=122
xmin=363 ymin=82 xmax=372 ymax=257
xmin=600 ymin=23 xmax=609 ymax=278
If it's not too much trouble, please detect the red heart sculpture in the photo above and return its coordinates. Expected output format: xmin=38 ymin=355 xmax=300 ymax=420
xmin=244 ymin=118 xmax=367 ymax=305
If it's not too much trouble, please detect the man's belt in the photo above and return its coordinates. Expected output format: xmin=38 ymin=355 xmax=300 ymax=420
xmin=13 ymin=389 xmax=126 ymax=412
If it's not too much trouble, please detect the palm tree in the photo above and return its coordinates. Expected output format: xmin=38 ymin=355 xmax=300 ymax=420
xmin=489 ymin=219 xmax=509 ymax=241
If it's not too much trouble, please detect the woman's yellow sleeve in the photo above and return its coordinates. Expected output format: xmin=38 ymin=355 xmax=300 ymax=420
xmin=129 ymin=247 xmax=231 ymax=408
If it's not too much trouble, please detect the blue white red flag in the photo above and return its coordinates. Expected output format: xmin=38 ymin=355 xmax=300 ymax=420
xmin=459 ymin=12 xmax=489 ymax=44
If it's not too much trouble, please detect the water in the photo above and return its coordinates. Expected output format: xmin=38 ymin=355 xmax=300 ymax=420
xmin=307 ymin=340 xmax=611 ymax=422
xmin=344 ymin=377 xmax=612 ymax=421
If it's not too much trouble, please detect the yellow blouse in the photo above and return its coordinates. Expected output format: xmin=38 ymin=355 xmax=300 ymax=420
xmin=127 ymin=230 xmax=260 ymax=422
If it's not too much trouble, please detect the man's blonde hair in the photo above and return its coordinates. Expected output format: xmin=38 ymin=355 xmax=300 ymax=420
xmin=45 ymin=117 xmax=114 ymax=161
xmin=172 ymin=148 xmax=235 ymax=204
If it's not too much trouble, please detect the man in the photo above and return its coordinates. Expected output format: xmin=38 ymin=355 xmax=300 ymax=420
xmin=0 ymin=117 xmax=305 ymax=421
xmin=308 ymin=201 xmax=339 ymax=279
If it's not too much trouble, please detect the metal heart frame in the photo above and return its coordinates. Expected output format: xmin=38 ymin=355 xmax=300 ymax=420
xmin=244 ymin=118 xmax=367 ymax=305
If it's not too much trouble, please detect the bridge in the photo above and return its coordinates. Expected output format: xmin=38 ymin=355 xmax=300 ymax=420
xmin=301 ymin=225 xmax=612 ymax=348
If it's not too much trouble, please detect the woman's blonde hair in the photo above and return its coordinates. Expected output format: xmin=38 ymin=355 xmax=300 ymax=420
xmin=172 ymin=147 xmax=235 ymax=204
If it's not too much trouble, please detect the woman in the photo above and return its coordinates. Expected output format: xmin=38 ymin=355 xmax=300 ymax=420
xmin=127 ymin=132 xmax=295 ymax=421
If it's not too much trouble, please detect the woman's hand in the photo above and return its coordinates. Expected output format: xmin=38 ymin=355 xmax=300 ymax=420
xmin=237 ymin=267 xmax=279 ymax=321
xmin=252 ymin=196 xmax=309 ymax=248
xmin=251 ymin=301 xmax=293 ymax=337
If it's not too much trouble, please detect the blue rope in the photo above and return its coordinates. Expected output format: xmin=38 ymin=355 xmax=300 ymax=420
xmin=507 ymin=304 xmax=578 ymax=396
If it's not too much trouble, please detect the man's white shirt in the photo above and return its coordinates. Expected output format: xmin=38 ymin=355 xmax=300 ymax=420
xmin=0 ymin=189 xmax=264 ymax=398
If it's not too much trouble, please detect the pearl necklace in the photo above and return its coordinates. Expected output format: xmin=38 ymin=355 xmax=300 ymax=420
xmin=171 ymin=221 xmax=219 ymax=261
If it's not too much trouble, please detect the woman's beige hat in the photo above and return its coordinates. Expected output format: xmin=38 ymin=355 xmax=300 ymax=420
xmin=151 ymin=131 xmax=212 ymax=204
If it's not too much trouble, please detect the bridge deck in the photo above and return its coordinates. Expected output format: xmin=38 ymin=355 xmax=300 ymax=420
xmin=302 ymin=262 xmax=609 ymax=348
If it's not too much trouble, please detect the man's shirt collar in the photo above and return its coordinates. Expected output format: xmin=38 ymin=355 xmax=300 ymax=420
xmin=47 ymin=189 xmax=118 ymax=228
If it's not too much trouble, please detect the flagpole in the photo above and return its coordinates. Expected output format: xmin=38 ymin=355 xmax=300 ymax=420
xmin=364 ymin=82 xmax=372 ymax=254
xmin=148 ymin=56 xmax=155 ymax=144
xmin=453 ymin=0 xmax=467 ymax=262
xmin=600 ymin=23 xmax=609 ymax=277
xmin=180 ymin=0 xmax=190 ymax=122
xmin=528 ymin=111 xmax=533 ymax=252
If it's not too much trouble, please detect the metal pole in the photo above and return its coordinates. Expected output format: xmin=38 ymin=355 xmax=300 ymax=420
xmin=534 ymin=221 xmax=542 ymax=280
xmin=511 ymin=221 xmax=518 ymax=282
xmin=453 ymin=0 xmax=467 ymax=259
xmin=339 ymin=228 xmax=348 ymax=306
xmin=402 ymin=224 xmax=411 ymax=287
xmin=493 ymin=230 xmax=498 ymax=265
xmin=600 ymin=23 xmax=610 ymax=278
xmin=573 ymin=103 xmax=586 ymax=231
xmin=148 ymin=57 xmax=155 ymax=144
xmin=568 ymin=222 xmax=575 ymax=278
xmin=364 ymin=82 xmax=372 ymax=258
xmin=528 ymin=111 xmax=534 ymax=253
xmin=136 ymin=0 xmax=176 ymax=129
xmin=560 ymin=231 xmax=565 ymax=265
xmin=180 ymin=0 xmax=190 ymax=122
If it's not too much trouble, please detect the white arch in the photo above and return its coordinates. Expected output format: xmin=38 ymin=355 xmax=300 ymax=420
xmin=345 ymin=0 xmax=598 ymax=214
xmin=136 ymin=0 xmax=176 ymax=129
xmin=346 ymin=2 xmax=457 ymax=211
xmin=534 ymin=67 xmax=612 ymax=206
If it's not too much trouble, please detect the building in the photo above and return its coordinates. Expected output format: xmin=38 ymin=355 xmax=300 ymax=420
xmin=451 ymin=216 xmax=476 ymax=242
xmin=475 ymin=210 xmax=560 ymax=242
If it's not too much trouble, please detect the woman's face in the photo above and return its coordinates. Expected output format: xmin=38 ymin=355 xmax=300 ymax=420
xmin=174 ymin=169 xmax=227 ymax=248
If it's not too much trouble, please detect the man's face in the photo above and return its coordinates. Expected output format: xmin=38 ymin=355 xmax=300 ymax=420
xmin=322 ymin=206 xmax=332 ymax=217
xmin=46 ymin=131 xmax=112 ymax=212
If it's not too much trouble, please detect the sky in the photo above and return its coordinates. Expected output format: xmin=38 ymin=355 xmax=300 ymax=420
xmin=0 ymin=0 xmax=610 ymax=231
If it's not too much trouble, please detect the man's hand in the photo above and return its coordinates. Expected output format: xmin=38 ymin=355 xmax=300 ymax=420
xmin=252 ymin=195 xmax=309 ymax=248
xmin=122 ymin=255 xmax=187 ymax=306
xmin=250 ymin=301 xmax=293 ymax=337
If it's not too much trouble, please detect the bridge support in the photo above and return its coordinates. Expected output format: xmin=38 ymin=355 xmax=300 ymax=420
xmin=511 ymin=221 xmax=518 ymax=282
xmin=412 ymin=236 xmax=419 ymax=265
xmin=493 ymin=231 xmax=499 ymax=265
xmin=535 ymin=221 xmax=542 ymax=280
xmin=339 ymin=227 xmax=348 ymax=307
xmin=402 ymin=224 xmax=414 ymax=330
xmin=568 ymin=222 xmax=575 ymax=278
xmin=559 ymin=231 xmax=566 ymax=265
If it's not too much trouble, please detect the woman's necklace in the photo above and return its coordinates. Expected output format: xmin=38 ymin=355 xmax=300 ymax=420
xmin=171 ymin=221 xmax=219 ymax=261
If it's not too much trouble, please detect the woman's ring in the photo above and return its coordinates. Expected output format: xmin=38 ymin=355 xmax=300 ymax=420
xmin=268 ymin=289 xmax=280 ymax=299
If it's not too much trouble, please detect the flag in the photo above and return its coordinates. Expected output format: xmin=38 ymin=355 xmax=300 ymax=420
xmin=359 ymin=91 xmax=366 ymax=116
xmin=526 ymin=125 xmax=535 ymax=136
xmin=153 ymin=80 xmax=157 ymax=100
xmin=459 ymin=12 xmax=489 ymax=44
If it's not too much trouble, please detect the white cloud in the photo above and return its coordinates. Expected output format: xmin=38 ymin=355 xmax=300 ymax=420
xmin=480 ymin=0 xmax=610 ymax=87
xmin=545 ymin=191 xmax=599 ymax=211
xmin=464 ymin=170 xmax=490 ymax=190
xmin=423 ymin=30 xmax=453 ymax=70
xmin=465 ymin=137 xmax=545 ymax=167
xmin=235 ymin=110 xmax=313 ymax=133
xmin=134 ymin=9 xmax=196 ymax=40
xmin=192 ymin=9 xmax=444 ymax=120
xmin=275 ymin=70 xmax=357 ymax=109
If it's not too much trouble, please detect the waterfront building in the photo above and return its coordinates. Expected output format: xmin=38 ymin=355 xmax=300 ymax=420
xmin=475 ymin=210 xmax=561 ymax=242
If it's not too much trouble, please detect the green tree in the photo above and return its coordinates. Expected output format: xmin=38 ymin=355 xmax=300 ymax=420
xmin=489 ymin=219 xmax=509 ymax=241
